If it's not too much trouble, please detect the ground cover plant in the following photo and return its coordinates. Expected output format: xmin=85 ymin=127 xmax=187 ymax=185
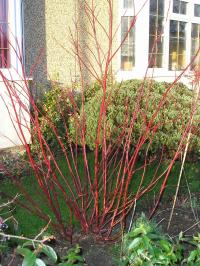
xmin=120 ymin=214 xmax=200 ymax=266
xmin=0 ymin=0 xmax=200 ymax=256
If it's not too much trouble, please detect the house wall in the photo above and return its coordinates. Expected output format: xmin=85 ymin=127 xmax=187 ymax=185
xmin=24 ymin=0 xmax=47 ymax=95
xmin=24 ymin=0 xmax=119 ymax=87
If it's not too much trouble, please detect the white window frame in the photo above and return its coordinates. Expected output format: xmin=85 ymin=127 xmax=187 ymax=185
xmin=119 ymin=1 xmax=136 ymax=72
xmin=118 ymin=0 xmax=150 ymax=80
xmin=167 ymin=0 xmax=200 ymax=71
xmin=117 ymin=0 xmax=200 ymax=83
xmin=0 ymin=0 xmax=23 ymax=79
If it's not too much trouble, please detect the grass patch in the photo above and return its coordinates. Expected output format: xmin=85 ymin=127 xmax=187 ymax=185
xmin=1 ymin=153 xmax=200 ymax=237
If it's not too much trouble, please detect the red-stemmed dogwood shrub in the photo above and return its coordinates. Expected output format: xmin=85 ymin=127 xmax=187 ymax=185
xmin=0 ymin=0 xmax=200 ymax=242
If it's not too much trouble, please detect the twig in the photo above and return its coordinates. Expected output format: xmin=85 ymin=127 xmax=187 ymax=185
xmin=172 ymin=220 xmax=200 ymax=238
xmin=34 ymin=219 xmax=51 ymax=240
xmin=0 ymin=219 xmax=52 ymax=244
xmin=0 ymin=232 xmax=52 ymax=243
xmin=0 ymin=194 xmax=20 ymax=209
xmin=181 ymin=220 xmax=200 ymax=234
xmin=128 ymin=199 xmax=136 ymax=233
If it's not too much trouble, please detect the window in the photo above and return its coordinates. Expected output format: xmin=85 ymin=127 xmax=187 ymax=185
xmin=149 ymin=0 xmax=165 ymax=68
xmin=119 ymin=0 xmax=200 ymax=75
xmin=173 ymin=0 xmax=187 ymax=15
xmin=194 ymin=4 xmax=200 ymax=17
xmin=169 ymin=20 xmax=186 ymax=70
xmin=121 ymin=16 xmax=135 ymax=70
xmin=124 ymin=0 xmax=133 ymax=8
xmin=191 ymin=23 xmax=200 ymax=69
xmin=121 ymin=1 xmax=135 ymax=71
xmin=0 ymin=0 xmax=9 ymax=68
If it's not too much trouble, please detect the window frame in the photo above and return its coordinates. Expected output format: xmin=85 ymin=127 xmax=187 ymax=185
xmin=120 ymin=1 xmax=136 ymax=71
xmin=0 ymin=0 xmax=10 ymax=68
xmin=146 ymin=0 xmax=200 ymax=72
xmin=0 ymin=0 xmax=23 ymax=78
xmin=168 ymin=0 xmax=200 ymax=71
xmin=148 ymin=0 xmax=165 ymax=69
xmin=118 ymin=0 xmax=200 ymax=79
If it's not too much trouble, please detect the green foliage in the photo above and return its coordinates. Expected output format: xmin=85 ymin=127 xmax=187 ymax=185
xmin=58 ymin=244 xmax=85 ymax=266
xmin=120 ymin=215 xmax=200 ymax=266
xmin=0 ymin=151 xmax=29 ymax=178
xmin=183 ymin=233 xmax=200 ymax=265
xmin=120 ymin=214 xmax=182 ymax=266
xmin=69 ymin=80 xmax=200 ymax=156
xmin=16 ymin=242 xmax=84 ymax=266
xmin=31 ymin=85 xmax=79 ymax=153
xmin=17 ymin=242 xmax=57 ymax=266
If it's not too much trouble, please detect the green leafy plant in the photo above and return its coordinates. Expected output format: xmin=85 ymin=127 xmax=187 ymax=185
xmin=182 ymin=233 xmax=200 ymax=265
xmin=120 ymin=214 xmax=183 ymax=266
xmin=16 ymin=242 xmax=57 ymax=266
xmin=16 ymin=242 xmax=85 ymax=266
xmin=58 ymin=244 xmax=85 ymax=266
xmin=70 ymin=80 xmax=200 ymax=156
xmin=31 ymin=85 xmax=80 ymax=153
xmin=0 ymin=151 xmax=29 ymax=178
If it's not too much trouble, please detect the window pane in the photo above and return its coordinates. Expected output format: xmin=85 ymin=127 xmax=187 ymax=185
xmin=149 ymin=0 xmax=164 ymax=68
xmin=0 ymin=24 xmax=9 ymax=48
xmin=191 ymin=23 xmax=198 ymax=38
xmin=121 ymin=16 xmax=135 ymax=70
xmin=0 ymin=0 xmax=9 ymax=68
xmin=179 ymin=39 xmax=186 ymax=54
xmin=169 ymin=20 xmax=186 ymax=70
xmin=150 ymin=0 xmax=164 ymax=16
xmin=194 ymin=4 xmax=200 ymax=17
xmin=149 ymin=53 xmax=163 ymax=68
xmin=158 ymin=0 xmax=164 ymax=16
xmin=170 ymin=20 xmax=178 ymax=37
xmin=173 ymin=0 xmax=187 ymax=14
xmin=179 ymin=21 xmax=186 ymax=38
xmin=178 ymin=53 xmax=186 ymax=69
xmin=191 ymin=23 xmax=200 ymax=70
xmin=149 ymin=16 xmax=156 ymax=35
xmin=0 ymin=0 xmax=7 ymax=21
xmin=124 ymin=0 xmax=133 ymax=9
xmin=180 ymin=1 xmax=187 ymax=14
xmin=150 ymin=0 xmax=157 ymax=14
xmin=173 ymin=0 xmax=179 ymax=13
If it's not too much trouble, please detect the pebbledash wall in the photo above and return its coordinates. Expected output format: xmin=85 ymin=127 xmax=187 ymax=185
xmin=24 ymin=0 xmax=119 ymax=86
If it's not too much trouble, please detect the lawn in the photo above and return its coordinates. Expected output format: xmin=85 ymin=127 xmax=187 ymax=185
xmin=1 ymin=152 xmax=200 ymax=238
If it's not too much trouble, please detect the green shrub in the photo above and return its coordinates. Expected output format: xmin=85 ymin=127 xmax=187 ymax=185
xmin=31 ymin=85 xmax=80 ymax=153
xmin=17 ymin=242 xmax=85 ymax=266
xmin=120 ymin=215 xmax=200 ymax=266
xmin=120 ymin=214 xmax=183 ymax=265
xmin=69 ymin=80 xmax=200 ymax=156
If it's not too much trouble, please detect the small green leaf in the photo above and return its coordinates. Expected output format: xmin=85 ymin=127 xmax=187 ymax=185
xmin=22 ymin=253 xmax=36 ymax=266
xmin=128 ymin=237 xmax=142 ymax=250
xmin=35 ymin=258 xmax=46 ymax=266
xmin=40 ymin=245 xmax=57 ymax=263
xmin=16 ymin=248 xmax=36 ymax=266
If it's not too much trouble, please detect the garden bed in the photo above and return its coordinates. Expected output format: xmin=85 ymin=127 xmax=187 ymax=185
xmin=1 ymin=192 xmax=200 ymax=266
xmin=1 ymin=151 xmax=200 ymax=265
